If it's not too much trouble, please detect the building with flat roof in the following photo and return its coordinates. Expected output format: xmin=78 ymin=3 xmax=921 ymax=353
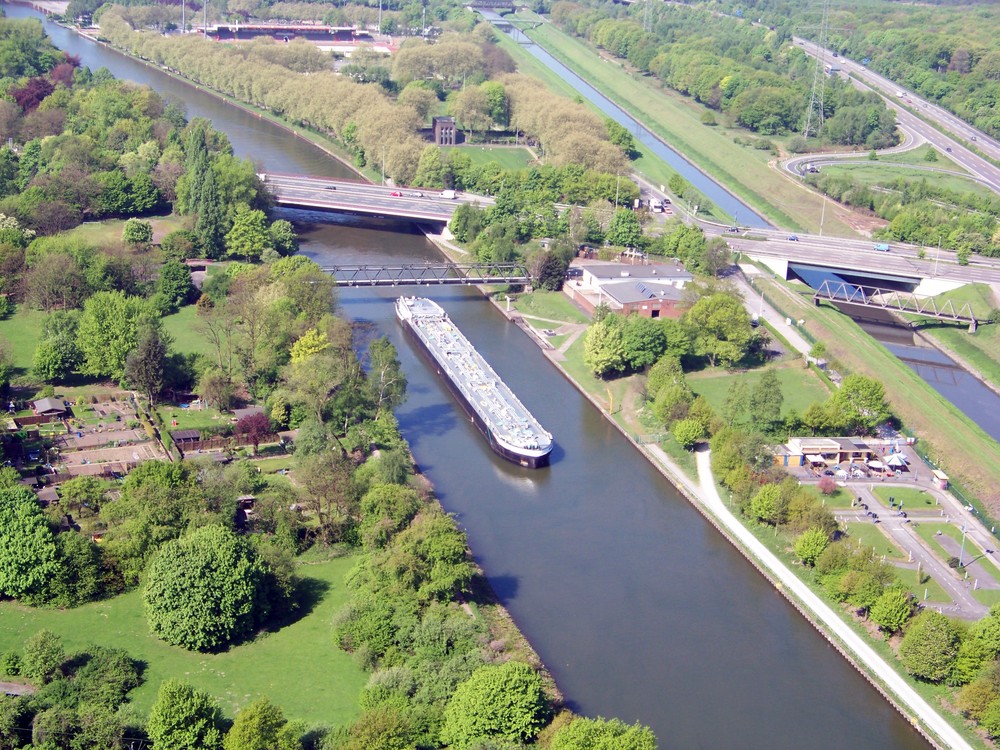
xmin=565 ymin=260 xmax=693 ymax=318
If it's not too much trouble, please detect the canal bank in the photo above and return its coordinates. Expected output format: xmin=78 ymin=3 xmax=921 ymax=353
xmin=475 ymin=288 xmax=970 ymax=750
xmin=4 ymin=9 xmax=939 ymax=747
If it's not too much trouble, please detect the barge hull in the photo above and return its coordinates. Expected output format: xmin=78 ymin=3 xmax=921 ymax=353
xmin=399 ymin=318 xmax=550 ymax=469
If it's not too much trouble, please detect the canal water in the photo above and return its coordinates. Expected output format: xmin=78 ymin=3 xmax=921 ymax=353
xmin=487 ymin=14 xmax=771 ymax=229
xmin=848 ymin=308 xmax=1000 ymax=443
xmin=5 ymin=7 xmax=929 ymax=748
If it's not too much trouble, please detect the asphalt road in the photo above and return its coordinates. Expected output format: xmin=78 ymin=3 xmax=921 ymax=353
xmin=793 ymin=38 xmax=1000 ymax=196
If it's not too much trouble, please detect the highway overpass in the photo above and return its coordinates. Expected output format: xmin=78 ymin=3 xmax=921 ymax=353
xmin=260 ymin=173 xmax=493 ymax=224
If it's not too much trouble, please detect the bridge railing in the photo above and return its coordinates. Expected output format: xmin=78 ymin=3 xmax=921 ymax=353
xmin=320 ymin=263 xmax=531 ymax=287
xmin=813 ymin=279 xmax=977 ymax=323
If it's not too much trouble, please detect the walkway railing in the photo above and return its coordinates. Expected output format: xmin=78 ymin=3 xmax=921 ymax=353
xmin=320 ymin=263 xmax=531 ymax=287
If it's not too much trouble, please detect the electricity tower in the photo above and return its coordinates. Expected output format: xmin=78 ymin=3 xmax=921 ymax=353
xmin=801 ymin=0 xmax=831 ymax=139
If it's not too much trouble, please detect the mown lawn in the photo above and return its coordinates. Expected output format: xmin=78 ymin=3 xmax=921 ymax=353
xmin=818 ymin=163 xmax=991 ymax=198
xmin=0 ymin=307 xmax=49 ymax=375
xmin=800 ymin=483 xmax=856 ymax=509
xmin=61 ymin=214 xmax=188 ymax=247
xmin=443 ymin=145 xmax=535 ymax=171
xmin=162 ymin=304 xmax=216 ymax=358
xmin=895 ymin=566 xmax=951 ymax=604
xmin=0 ymin=551 xmax=366 ymax=726
xmin=157 ymin=404 xmax=230 ymax=432
xmin=512 ymin=290 xmax=590 ymax=324
xmin=845 ymin=521 xmax=906 ymax=560
xmin=687 ymin=361 xmax=832 ymax=417
xmin=873 ymin=486 xmax=938 ymax=509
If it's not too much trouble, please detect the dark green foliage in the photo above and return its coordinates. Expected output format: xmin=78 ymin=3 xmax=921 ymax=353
xmin=156 ymin=260 xmax=194 ymax=313
xmin=71 ymin=646 xmax=140 ymax=709
xmin=22 ymin=630 xmax=64 ymax=684
xmin=358 ymin=484 xmax=422 ymax=551
xmin=0 ymin=486 xmax=60 ymax=604
xmin=440 ymin=662 xmax=547 ymax=749
xmin=32 ymin=310 xmax=82 ymax=382
xmin=147 ymin=680 xmax=224 ymax=750
xmin=123 ymin=325 xmax=170 ymax=404
xmin=161 ymin=229 xmax=201 ymax=261
xmin=48 ymin=532 xmax=103 ymax=607
xmin=143 ymin=524 xmax=273 ymax=651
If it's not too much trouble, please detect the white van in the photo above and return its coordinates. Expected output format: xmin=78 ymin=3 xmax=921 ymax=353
xmin=440 ymin=190 xmax=456 ymax=199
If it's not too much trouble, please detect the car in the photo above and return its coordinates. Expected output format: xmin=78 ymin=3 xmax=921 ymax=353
xmin=945 ymin=147 xmax=952 ymax=153
xmin=323 ymin=185 xmax=336 ymax=190
xmin=390 ymin=191 xmax=402 ymax=197
xmin=787 ymin=234 xmax=799 ymax=241
xmin=822 ymin=469 xmax=835 ymax=476
xmin=972 ymin=136 xmax=978 ymax=141
xmin=409 ymin=191 xmax=424 ymax=198
xmin=726 ymin=226 xmax=740 ymax=233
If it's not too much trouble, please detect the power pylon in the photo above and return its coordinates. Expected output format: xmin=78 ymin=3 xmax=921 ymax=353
xmin=802 ymin=0 xmax=831 ymax=139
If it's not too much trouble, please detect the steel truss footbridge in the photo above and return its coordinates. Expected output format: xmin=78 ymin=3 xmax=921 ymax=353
xmin=320 ymin=263 xmax=531 ymax=287
xmin=813 ymin=279 xmax=986 ymax=332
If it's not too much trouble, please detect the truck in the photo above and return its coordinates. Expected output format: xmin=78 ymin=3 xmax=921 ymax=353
xmin=650 ymin=199 xmax=664 ymax=213
xmin=440 ymin=189 xmax=456 ymax=199
xmin=873 ymin=243 xmax=891 ymax=252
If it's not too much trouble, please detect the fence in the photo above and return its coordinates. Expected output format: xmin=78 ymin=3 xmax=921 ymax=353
xmin=176 ymin=432 xmax=281 ymax=456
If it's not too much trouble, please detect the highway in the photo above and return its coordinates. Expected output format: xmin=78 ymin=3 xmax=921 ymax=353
xmin=793 ymin=38 xmax=1000 ymax=197
xmin=260 ymin=173 xmax=493 ymax=222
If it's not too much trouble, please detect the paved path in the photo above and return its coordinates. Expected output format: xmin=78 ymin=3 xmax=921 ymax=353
xmin=730 ymin=271 xmax=814 ymax=357
xmin=645 ymin=445 xmax=972 ymax=750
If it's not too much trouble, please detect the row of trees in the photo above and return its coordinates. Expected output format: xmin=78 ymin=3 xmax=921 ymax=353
xmin=811 ymin=170 xmax=1000 ymax=261
xmin=550 ymin=1 xmax=898 ymax=146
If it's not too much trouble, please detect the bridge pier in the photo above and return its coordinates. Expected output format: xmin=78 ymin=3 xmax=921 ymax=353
xmin=970 ymin=318 xmax=978 ymax=334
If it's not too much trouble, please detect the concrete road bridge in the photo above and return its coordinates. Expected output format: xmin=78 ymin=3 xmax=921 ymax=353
xmin=261 ymin=173 xmax=493 ymax=224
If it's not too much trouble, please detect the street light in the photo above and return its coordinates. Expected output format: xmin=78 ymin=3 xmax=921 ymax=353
xmin=959 ymin=525 xmax=968 ymax=567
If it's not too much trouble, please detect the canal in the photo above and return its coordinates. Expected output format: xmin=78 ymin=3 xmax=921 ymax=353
xmin=5 ymin=7 xmax=929 ymax=748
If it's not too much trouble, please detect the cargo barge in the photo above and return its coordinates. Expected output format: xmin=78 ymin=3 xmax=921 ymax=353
xmin=396 ymin=296 xmax=553 ymax=468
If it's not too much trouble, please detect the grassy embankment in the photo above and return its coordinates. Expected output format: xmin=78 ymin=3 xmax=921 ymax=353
xmin=0 ymin=550 xmax=368 ymax=726
xmin=907 ymin=284 xmax=1000 ymax=393
xmin=501 ymin=11 xmax=858 ymax=236
xmin=753 ymin=272 xmax=1000 ymax=517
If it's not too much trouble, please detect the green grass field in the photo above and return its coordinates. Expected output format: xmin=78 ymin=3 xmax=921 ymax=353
xmin=845 ymin=521 xmax=907 ymax=560
xmin=0 ymin=552 xmax=366 ymax=726
xmin=895 ymin=566 xmax=951 ymax=604
xmin=443 ymin=145 xmax=535 ymax=171
xmin=914 ymin=522 xmax=967 ymax=564
xmin=512 ymin=290 xmax=590 ymax=324
xmin=158 ymin=404 xmax=230 ymax=432
xmin=974 ymin=589 xmax=1000 ymax=607
xmin=801 ymin=484 xmax=856 ymax=509
xmin=687 ymin=362 xmax=832 ymax=417
xmin=872 ymin=486 xmax=938 ymax=509
xmin=162 ymin=304 xmax=217 ymax=358
xmin=61 ymin=214 xmax=188 ymax=247
xmin=818 ymin=163 xmax=992 ymax=199
xmin=0 ymin=307 xmax=49 ymax=376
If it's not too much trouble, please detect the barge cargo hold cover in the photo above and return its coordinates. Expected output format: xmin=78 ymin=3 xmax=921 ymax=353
xmin=396 ymin=296 xmax=553 ymax=468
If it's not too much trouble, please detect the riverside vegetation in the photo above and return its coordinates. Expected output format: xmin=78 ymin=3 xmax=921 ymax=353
xmin=0 ymin=16 xmax=656 ymax=749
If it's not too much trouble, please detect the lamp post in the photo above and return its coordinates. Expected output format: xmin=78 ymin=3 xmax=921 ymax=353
xmin=959 ymin=525 xmax=968 ymax=568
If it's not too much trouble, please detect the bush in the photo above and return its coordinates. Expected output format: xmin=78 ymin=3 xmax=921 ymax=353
xmin=899 ymin=612 xmax=961 ymax=683
xmin=0 ymin=650 xmax=21 ymax=676
xmin=794 ymin=528 xmax=829 ymax=567
xmin=22 ymin=630 xmax=65 ymax=683
xmin=817 ymin=476 xmax=837 ymax=495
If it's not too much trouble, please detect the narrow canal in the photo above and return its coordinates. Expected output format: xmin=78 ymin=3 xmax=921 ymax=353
xmin=6 ymin=7 xmax=930 ymax=748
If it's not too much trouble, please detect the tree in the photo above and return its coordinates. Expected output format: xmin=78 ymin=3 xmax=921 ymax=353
xmin=157 ymin=260 xmax=194 ymax=313
xmin=440 ymin=661 xmax=547 ymax=749
xmin=196 ymin=167 xmax=227 ymax=259
xmin=583 ymin=317 xmax=626 ymax=378
xmin=77 ymin=291 xmax=154 ymax=381
xmin=289 ymin=328 xmax=329 ymax=363
xmin=367 ymin=336 xmax=406 ymax=417
xmin=749 ymin=369 xmax=783 ymax=433
xmin=33 ymin=310 xmax=82 ymax=382
xmin=236 ymin=411 xmax=272 ymax=455
xmin=225 ymin=203 xmax=271 ymax=261
xmin=672 ymin=418 xmax=705 ymax=450
xmin=869 ymin=589 xmax=913 ymax=634
xmin=829 ymin=374 xmax=890 ymax=435
xmin=622 ymin=315 xmax=667 ymax=372
xmin=684 ymin=293 xmax=754 ymax=368
xmin=21 ymin=630 xmax=64 ymax=683
xmin=794 ymin=528 xmax=829 ymax=566
xmin=121 ymin=218 xmax=153 ymax=249
xmin=605 ymin=208 xmax=641 ymax=247
xmin=899 ymin=611 xmax=962 ymax=683
xmin=199 ymin=368 xmax=234 ymax=412
xmin=268 ymin=219 xmax=298 ymax=256
xmin=551 ymin=717 xmax=656 ymax=750
xmin=0 ymin=486 xmax=59 ymax=603
xmin=224 ymin=696 xmax=300 ymax=750
xmin=124 ymin=325 xmax=170 ymax=404
xmin=749 ymin=484 xmax=782 ymax=525
xmin=147 ymin=680 xmax=224 ymax=750
xmin=143 ymin=525 xmax=271 ymax=651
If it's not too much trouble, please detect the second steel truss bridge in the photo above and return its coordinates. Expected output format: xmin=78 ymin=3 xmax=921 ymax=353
xmin=320 ymin=263 xmax=531 ymax=287
xmin=813 ymin=279 xmax=983 ymax=332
